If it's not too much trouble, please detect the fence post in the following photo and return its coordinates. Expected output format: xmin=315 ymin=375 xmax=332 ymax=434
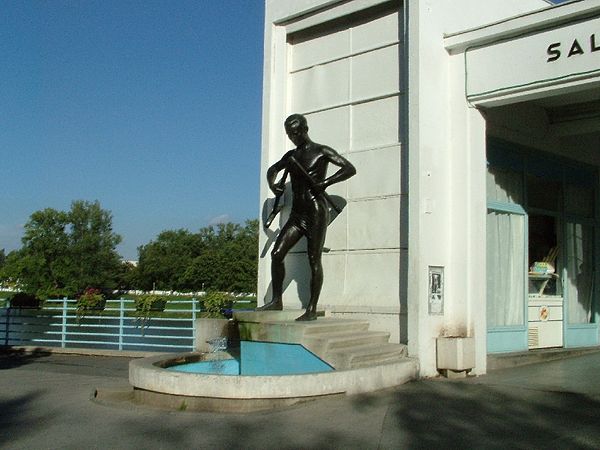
xmin=191 ymin=297 xmax=196 ymax=351
xmin=61 ymin=297 xmax=68 ymax=348
xmin=4 ymin=306 xmax=10 ymax=346
xmin=118 ymin=297 xmax=124 ymax=351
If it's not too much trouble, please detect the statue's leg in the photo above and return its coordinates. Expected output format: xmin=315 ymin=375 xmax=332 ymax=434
xmin=294 ymin=250 xmax=323 ymax=321
xmin=296 ymin=205 xmax=328 ymax=321
xmin=257 ymin=222 xmax=302 ymax=311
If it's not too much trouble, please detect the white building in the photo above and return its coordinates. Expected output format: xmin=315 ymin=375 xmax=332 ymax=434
xmin=257 ymin=0 xmax=600 ymax=377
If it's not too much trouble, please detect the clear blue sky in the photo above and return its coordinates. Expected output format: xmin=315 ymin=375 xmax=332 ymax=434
xmin=1 ymin=1 xmax=265 ymax=260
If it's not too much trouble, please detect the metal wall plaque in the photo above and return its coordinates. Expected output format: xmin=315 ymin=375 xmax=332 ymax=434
xmin=428 ymin=266 xmax=444 ymax=315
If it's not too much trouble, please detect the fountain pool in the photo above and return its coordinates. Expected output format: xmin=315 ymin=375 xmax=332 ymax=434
xmin=166 ymin=341 xmax=334 ymax=376
xmin=128 ymin=313 xmax=418 ymax=412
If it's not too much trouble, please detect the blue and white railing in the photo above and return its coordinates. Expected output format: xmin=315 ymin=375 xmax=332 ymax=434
xmin=0 ymin=298 xmax=202 ymax=353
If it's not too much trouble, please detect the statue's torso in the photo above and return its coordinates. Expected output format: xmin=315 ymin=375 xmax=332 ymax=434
xmin=288 ymin=143 xmax=329 ymax=211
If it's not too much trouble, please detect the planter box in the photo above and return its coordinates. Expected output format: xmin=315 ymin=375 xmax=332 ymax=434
xmin=436 ymin=337 xmax=475 ymax=376
xmin=9 ymin=293 xmax=42 ymax=309
xmin=10 ymin=299 xmax=42 ymax=309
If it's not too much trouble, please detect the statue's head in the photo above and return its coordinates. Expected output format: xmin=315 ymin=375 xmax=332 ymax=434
xmin=284 ymin=114 xmax=309 ymax=146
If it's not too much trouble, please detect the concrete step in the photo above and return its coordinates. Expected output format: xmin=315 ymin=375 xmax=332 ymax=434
xmin=233 ymin=311 xmax=407 ymax=371
xmin=236 ymin=315 xmax=371 ymax=343
xmin=350 ymin=354 xmax=414 ymax=370
xmin=303 ymin=330 xmax=391 ymax=356
xmin=233 ymin=310 xmax=306 ymax=322
xmin=327 ymin=343 xmax=408 ymax=370
xmin=300 ymin=320 xmax=372 ymax=336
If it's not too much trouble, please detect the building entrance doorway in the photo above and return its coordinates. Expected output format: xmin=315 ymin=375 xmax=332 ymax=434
xmin=486 ymin=139 xmax=599 ymax=354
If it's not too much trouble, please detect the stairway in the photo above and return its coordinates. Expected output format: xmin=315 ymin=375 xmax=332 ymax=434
xmin=233 ymin=310 xmax=409 ymax=370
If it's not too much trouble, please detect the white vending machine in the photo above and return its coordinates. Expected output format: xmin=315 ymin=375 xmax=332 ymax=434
xmin=528 ymin=273 xmax=563 ymax=349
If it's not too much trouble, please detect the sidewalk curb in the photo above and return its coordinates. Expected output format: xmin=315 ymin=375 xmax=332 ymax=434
xmin=0 ymin=345 xmax=164 ymax=359
xmin=488 ymin=347 xmax=600 ymax=371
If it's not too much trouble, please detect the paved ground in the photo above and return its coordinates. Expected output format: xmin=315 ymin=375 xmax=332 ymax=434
xmin=1 ymin=348 xmax=600 ymax=449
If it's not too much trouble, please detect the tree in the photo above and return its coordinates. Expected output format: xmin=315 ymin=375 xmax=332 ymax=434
xmin=136 ymin=229 xmax=204 ymax=291
xmin=137 ymin=220 xmax=259 ymax=293
xmin=114 ymin=261 xmax=138 ymax=291
xmin=65 ymin=200 xmax=122 ymax=293
xmin=214 ymin=220 xmax=258 ymax=292
xmin=0 ymin=248 xmax=6 ymax=287
xmin=181 ymin=247 xmax=224 ymax=291
xmin=1 ymin=249 xmax=30 ymax=291
xmin=0 ymin=201 xmax=122 ymax=298
xmin=11 ymin=207 xmax=70 ymax=296
xmin=181 ymin=220 xmax=258 ymax=292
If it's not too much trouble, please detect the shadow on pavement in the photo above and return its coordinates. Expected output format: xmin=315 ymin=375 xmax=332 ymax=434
xmin=115 ymin=411 xmax=372 ymax=450
xmin=0 ymin=347 xmax=52 ymax=370
xmin=0 ymin=391 xmax=46 ymax=448
xmin=378 ymin=381 xmax=600 ymax=448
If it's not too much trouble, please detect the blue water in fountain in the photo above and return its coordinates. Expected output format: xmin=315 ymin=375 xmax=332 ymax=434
xmin=167 ymin=341 xmax=334 ymax=376
xmin=169 ymin=358 xmax=240 ymax=375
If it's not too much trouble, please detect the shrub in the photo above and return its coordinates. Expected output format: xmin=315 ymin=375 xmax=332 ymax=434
xmin=134 ymin=294 xmax=168 ymax=313
xmin=201 ymin=291 xmax=232 ymax=318
xmin=76 ymin=288 xmax=106 ymax=321
xmin=134 ymin=294 xmax=168 ymax=331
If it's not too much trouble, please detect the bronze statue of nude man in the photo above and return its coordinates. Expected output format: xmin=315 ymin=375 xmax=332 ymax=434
xmin=258 ymin=114 xmax=356 ymax=321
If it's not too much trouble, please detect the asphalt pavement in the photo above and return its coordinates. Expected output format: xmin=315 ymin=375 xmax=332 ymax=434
xmin=1 ymin=348 xmax=600 ymax=449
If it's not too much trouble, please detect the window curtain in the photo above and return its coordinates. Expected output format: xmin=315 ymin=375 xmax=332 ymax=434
xmin=487 ymin=164 xmax=525 ymax=328
xmin=487 ymin=211 xmax=525 ymax=327
xmin=486 ymin=166 xmax=523 ymax=204
xmin=566 ymin=222 xmax=594 ymax=324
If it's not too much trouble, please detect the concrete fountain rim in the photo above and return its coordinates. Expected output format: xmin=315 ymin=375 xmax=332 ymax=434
xmin=129 ymin=351 xmax=419 ymax=400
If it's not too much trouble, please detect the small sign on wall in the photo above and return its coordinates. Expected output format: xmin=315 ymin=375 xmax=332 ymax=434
xmin=428 ymin=266 xmax=444 ymax=315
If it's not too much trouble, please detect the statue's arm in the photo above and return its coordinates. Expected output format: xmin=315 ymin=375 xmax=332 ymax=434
xmin=267 ymin=151 xmax=293 ymax=195
xmin=319 ymin=146 xmax=356 ymax=190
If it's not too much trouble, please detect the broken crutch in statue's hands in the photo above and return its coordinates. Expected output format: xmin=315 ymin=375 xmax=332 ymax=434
xmin=264 ymin=169 xmax=288 ymax=228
